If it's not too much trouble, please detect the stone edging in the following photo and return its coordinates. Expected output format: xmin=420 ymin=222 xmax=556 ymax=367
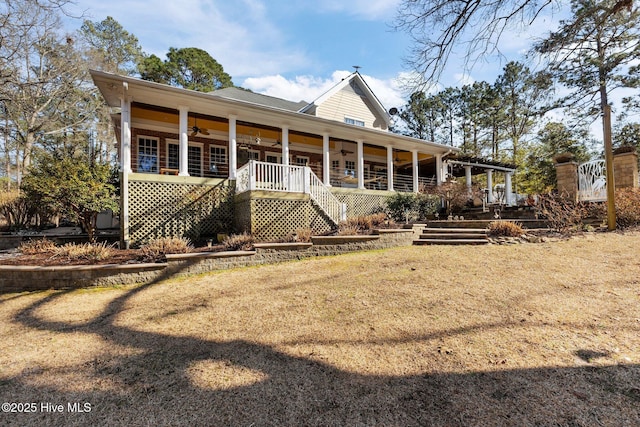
xmin=1 ymin=229 xmax=418 ymax=293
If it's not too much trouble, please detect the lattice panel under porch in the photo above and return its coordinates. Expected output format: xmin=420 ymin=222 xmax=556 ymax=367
xmin=128 ymin=178 xmax=234 ymax=246
xmin=333 ymin=192 xmax=389 ymax=218
xmin=309 ymin=202 xmax=335 ymax=235
xmin=249 ymin=198 xmax=311 ymax=241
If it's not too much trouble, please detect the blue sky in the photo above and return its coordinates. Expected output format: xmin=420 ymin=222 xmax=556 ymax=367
xmin=65 ymin=0 xmax=556 ymax=110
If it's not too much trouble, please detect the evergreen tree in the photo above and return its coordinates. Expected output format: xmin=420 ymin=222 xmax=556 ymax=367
xmin=138 ymin=47 xmax=234 ymax=92
xmin=79 ymin=16 xmax=143 ymax=75
xmin=521 ymin=122 xmax=592 ymax=194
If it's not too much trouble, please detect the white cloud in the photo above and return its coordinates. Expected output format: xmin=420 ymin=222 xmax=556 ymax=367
xmin=453 ymin=73 xmax=475 ymax=86
xmin=242 ymin=70 xmax=408 ymax=110
xmin=69 ymin=0 xmax=312 ymax=78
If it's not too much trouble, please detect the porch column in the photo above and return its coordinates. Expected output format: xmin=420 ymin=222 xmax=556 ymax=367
xmin=357 ymin=139 xmax=365 ymax=189
xmin=178 ymin=106 xmax=189 ymax=176
xmin=119 ymin=86 xmax=131 ymax=249
xmin=436 ymin=154 xmax=443 ymax=184
xmin=412 ymin=149 xmax=419 ymax=193
xmin=505 ymin=172 xmax=513 ymax=206
xmin=323 ymin=133 xmax=331 ymax=186
xmin=120 ymin=95 xmax=132 ymax=173
xmin=281 ymin=125 xmax=289 ymax=166
xmin=387 ymin=145 xmax=394 ymax=191
xmin=465 ymin=166 xmax=472 ymax=188
xmin=486 ymin=169 xmax=494 ymax=203
xmin=228 ymin=115 xmax=237 ymax=179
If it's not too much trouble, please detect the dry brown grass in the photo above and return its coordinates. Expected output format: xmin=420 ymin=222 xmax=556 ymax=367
xmin=1 ymin=231 xmax=639 ymax=426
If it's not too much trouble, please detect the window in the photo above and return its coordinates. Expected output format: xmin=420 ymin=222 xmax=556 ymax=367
xmin=167 ymin=142 xmax=203 ymax=176
xmin=345 ymin=160 xmax=356 ymax=177
xmin=331 ymin=160 xmax=340 ymax=170
xmin=167 ymin=143 xmax=179 ymax=170
xmin=295 ymin=156 xmax=309 ymax=166
xmin=265 ymin=153 xmax=281 ymax=164
xmin=187 ymin=145 xmax=202 ymax=176
xmin=210 ymin=146 xmax=227 ymax=164
xmin=247 ymin=150 xmax=260 ymax=161
xmin=210 ymin=146 xmax=227 ymax=173
xmin=138 ymin=137 xmax=158 ymax=173
xmin=344 ymin=117 xmax=365 ymax=127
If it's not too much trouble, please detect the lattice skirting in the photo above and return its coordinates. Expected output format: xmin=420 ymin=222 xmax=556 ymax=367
xmin=332 ymin=189 xmax=393 ymax=218
xmin=234 ymin=191 xmax=334 ymax=241
xmin=127 ymin=178 xmax=399 ymax=245
xmin=128 ymin=177 xmax=235 ymax=246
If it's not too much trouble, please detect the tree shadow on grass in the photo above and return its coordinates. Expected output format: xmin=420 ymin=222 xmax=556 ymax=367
xmin=3 ymin=275 xmax=640 ymax=427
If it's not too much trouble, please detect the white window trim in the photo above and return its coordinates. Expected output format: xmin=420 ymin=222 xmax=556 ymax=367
xmin=295 ymin=155 xmax=310 ymax=166
xmin=166 ymin=139 xmax=204 ymax=176
xmin=344 ymin=116 xmax=365 ymax=127
xmin=265 ymin=152 xmax=282 ymax=164
xmin=210 ymin=145 xmax=228 ymax=165
xmin=137 ymin=135 xmax=159 ymax=173
xmin=247 ymin=149 xmax=260 ymax=161
xmin=187 ymin=142 xmax=204 ymax=177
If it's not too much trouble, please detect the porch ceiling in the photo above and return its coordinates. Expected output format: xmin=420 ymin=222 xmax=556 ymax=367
xmin=91 ymin=70 xmax=458 ymax=156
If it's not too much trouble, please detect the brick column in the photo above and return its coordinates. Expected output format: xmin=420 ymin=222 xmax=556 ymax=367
xmin=555 ymin=161 xmax=578 ymax=201
xmin=613 ymin=151 xmax=639 ymax=189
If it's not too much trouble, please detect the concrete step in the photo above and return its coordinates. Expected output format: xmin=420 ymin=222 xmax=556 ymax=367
xmin=421 ymin=227 xmax=487 ymax=234
xmin=419 ymin=233 xmax=488 ymax=240
xmin=426 ymin=219 xmax=549 ymax=229
xmin=413 ymin=238 xmax=489 ymax=245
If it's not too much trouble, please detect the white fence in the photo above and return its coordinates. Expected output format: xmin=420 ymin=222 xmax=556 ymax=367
xmin=236 ymin=160 xmax=346 ymax=224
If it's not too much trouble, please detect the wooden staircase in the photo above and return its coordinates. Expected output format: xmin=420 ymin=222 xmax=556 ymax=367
xmin=413 ymin=225 xmax=489 ymax=246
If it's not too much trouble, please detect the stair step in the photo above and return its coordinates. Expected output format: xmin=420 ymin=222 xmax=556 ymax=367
xmin=421 ymin=228 xmax=487 ymax=234
xmin=413 ymin=238 xmax=490 ymax=245
xmin=420 ymin=233 xmax=488 ymax=240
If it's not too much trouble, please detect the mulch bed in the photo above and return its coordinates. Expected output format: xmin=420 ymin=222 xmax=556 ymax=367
xmin=0 ymin=246 xmax=225 ymax=267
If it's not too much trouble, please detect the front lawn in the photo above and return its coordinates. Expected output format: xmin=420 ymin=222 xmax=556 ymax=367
xmin=1 ymin=231 xmax=639 ymax=426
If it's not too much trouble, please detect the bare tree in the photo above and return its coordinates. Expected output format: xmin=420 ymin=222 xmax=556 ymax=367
xmin=393 ymin=0 xmax=634 ymax=87
xmin=0 ymin=0 xmax=96 ymax=184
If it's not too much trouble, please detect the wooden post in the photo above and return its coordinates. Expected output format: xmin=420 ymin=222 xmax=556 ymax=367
xmin=603 ymin=105 xmax=616 ymax=230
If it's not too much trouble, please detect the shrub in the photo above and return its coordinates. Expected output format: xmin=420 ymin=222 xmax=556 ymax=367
xmin=139 ymin=237 xmax=193 ymax=262
xmin=53 ymin=242 xmax=114 ymax=262
xmin=385 ymin=192 xmax=417 ymax=223
xmin=19 ymin=238 xmax=57 ymax=255
xmin=424 ymin=181 xmax=482 ymax=214
xmin=536 ymin=193 xmax=589 ymax=233
xmin=341 ymin=213 xmax=390 ymax=233
xmin=0 ymin=189 xmax=37 ymax=230
xmin=336 ymin=224 xmax=359 ymax=236
xmin=416 ymin=193 xmax=441 ymax=219
xmin=282 ymin=228 xmax=313 ymax=243
xmin=222 ymin=233 xmax=254 ymax=251
xmin=487 ymin=221 xmax=524 ymax=237
xmin=293 ymin=228 xmax=313 ymax=243
xmin=616 ymin=188 xmax=640 ymax=228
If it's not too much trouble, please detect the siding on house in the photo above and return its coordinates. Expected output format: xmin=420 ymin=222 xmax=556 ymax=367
xmin=315 ymin=81 xmax=388 ymax=131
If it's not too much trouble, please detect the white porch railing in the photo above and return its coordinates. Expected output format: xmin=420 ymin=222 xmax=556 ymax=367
xmin=236 ymin=160 xmax=346 ymax=225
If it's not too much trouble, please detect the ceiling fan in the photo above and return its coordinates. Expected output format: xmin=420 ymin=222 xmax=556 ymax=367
xmin=271 ymin=130 xmax=282 ymax=147
xmin=190 ymin=119 xmax=209 ymax=137
xmin=330 ymin=149 xmax=354 ymax=156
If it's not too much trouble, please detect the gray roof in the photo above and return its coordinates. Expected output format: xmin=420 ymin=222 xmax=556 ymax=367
xmin=210 ymin=87 xmax=309 ymax=112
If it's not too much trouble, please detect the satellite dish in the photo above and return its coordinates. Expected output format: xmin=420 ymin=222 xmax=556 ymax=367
xmin=389 ymin=107 xmax=398 ymax=116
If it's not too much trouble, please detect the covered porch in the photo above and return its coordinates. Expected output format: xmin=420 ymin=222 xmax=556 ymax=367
xmin=117 ymin=104 xmax=448 ymax=193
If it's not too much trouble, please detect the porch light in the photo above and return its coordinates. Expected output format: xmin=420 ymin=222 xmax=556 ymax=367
xmin=210 ymin=163 xmax=218 ymax=173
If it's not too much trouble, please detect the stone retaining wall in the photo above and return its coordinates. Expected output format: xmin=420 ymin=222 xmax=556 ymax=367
xmin=1 ymin=229 xmax=417 ymax=293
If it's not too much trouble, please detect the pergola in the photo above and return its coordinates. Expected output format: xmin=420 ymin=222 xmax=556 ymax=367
xmin=445 ymin=156 xmax=518 ymax=205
